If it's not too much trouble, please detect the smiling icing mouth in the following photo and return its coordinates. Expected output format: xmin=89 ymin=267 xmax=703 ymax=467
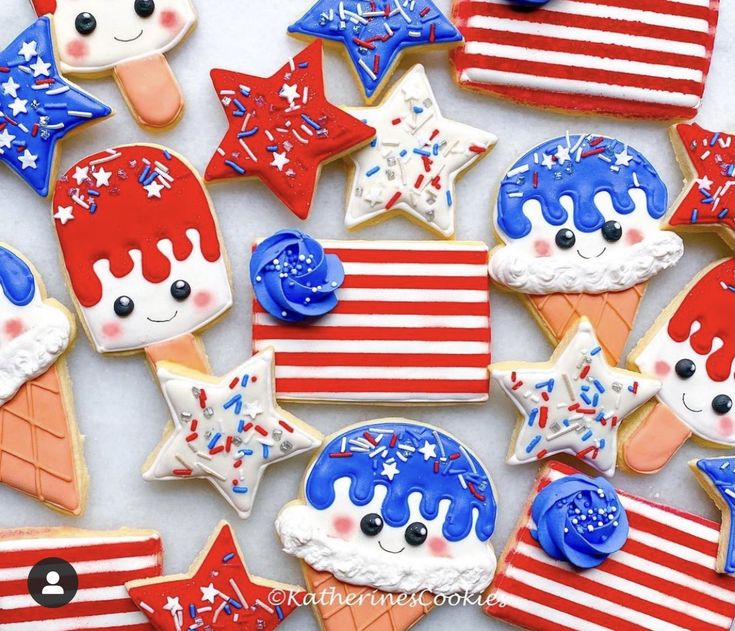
xmin=378 ymin=541 xmax=404 ymax=555
xmin=576 ymin=247 xmax=607 ymax=260
xmin=681 ymin=392 xmax=703 ymax=413
xmin=147 ymin=311 xmax=178 ymax=324
xmin=114 ymin=29 xmax=144 ymax=43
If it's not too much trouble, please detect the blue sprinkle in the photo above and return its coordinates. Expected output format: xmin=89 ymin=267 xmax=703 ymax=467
xmin=400 ymin=149 xmax=408 ymax=157
xmin=599 ymin=439 xmax=606 ymax=449
xmin=224 ymin=394 xmax=242 ymax=411
xmin=262 ymin=444 xmax=270 ymax=459
xmin=276 ymin=605 xmax=284 ymax=620
xmin=590 ymin=346 xmax=602 ymax=356
xmin=144 ymin=172 xmax=158 ymax=186
xmin=593 ymin=379 xmax=606 ymax=393
xmin=232 ymin=486 xmax=248 ymax=494
xmin=239 ymin=448 xmax=254 ymax=457
xmin=225 ymin=160 xmax=245 ymax=175
xmin=528 ymin=407 xmax=538 ymax=427
xmin=189 ymin=604 xmax=196 ymax=619
xmin=691 ymin=208 xmax=699 ymax=223
xmin=241 ymin=375 xmax=249 ymax=388
xmin=413 ymin=106 xmax=424 ymax=114
xmin=370 ymin=138 xmax=378 ymax=148
xmin=233 ymin=98 xmax=246 ymax=112
xmin=595 ymin=411 xmax=605 ymax=422
xmin=223 ymin=552 xmax=235 ymax=562
xmin=266 ymin=145 xmax=278 ymax=152
xmin=581 ymin=384 xmax=590 ymax=392
xmin=232 ymin=110 xmax=244 ymax=117
xmin=526 ymin=435 xmax=542 ymax=453
xmin=138 ymin=165 xmax=150 ymax=183
xmin=592 ymin=393 xmax=600 ymax=407
xmin=240 ymin=86 xmax=251 ymax=97
xmin=711 ymin=132 xmax=720 ymax=146
xmin=580 ymin=392 xmax=592 ymax=405
xmin=208 ymin=433 xmax=222 ymax=450
xmin=224 ymin=604 xmax=231 ymax=615
xmin=298 ymin=62 xmax=309 ymax=69
xmin=238 ymin=127 xmax=259 ymax=138
xmin=413 ymin=148 xmax=431 ymax=157
xmin=446 ymin=191 xmax=452 ymax=206
xmin=237 ymin=419 xmax=245 ymax=433
xmin=89 ymin=202 xmax=97 ymax=214
xmin=366 ymin=166 xmax=380 ymax=177
xmin=301 ymin=114 xmax=321 ymax=130
xmin=229 ymin=598 xmax=243 ymax=609
xmin=719 ymin=208 xmax=730 ymax=218
xmin=87 ymin=188 xmax=100 ymax=197
xmin=581 ymin=430 xmax=593 ymax=441
xmin=163 ymin=149 xmax=172 ymax=160
xmin=562 ymin=418 xmax=570 ymax=427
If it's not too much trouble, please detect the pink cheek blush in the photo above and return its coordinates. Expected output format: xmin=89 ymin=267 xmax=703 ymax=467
xmin=66 ymin=39 xmax=89 ymax=61
xmin=194 ymin=290 xmax=212 ymax=309
xmin=101 ymin=322 xmax=123 ymax=339
xmin=4 ymin=318 xmax=24 ymax=339
xmin=332 ymin=516 xmax=354 ymax=538
xmin=654 ymin=361 xmax=670 ymax=377
xmin=718 ymin=416 xmax=734 ymax=438
xmin=428 ymin=536 xmax=449 ymax=557
xmin=533 ymin=239 xmax=551 ymax=257
xmin=160 ymin=10 xmax=181 ymax=29
xmin=626 ymin=228 xmax=644 ymax=245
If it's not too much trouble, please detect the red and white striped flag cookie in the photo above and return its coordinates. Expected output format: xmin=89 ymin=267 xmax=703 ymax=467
xmin=485 ymin=462 xmax=735 ymax=631
xmin=0 ymin=528 xmax=162 ymax=631
xmin=252 ymin=240 xmax=491 ymax=404
xmin=450 ymin=0 xmax=721 ymax=120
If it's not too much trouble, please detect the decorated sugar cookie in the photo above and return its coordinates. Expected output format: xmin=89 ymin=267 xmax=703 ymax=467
xmin=251 ymin=232 xmax=491 ymax=404
xmin=622 ymin=259 xmax=735 ymax=475
xmin=127 ymin=522 xmax=304 ymax=630
xmin=450 ymin=0 xmax=721 ymax=120
xmin=343 ymin=64 xmax=496 ymax=238
xmin=52 ymin=144 xmax=232 ymax=369
xmin=0 ymin=526 xmax=162 ymax=629
xmin=205 ymin=41 xmax=375 ymax=221
xmin=492 ymin=318 xmax=659 ymax=477
xmin=277 ymin=419 xmax=497 ymax=631
xmin=489 ymin=133 xmax=683 ymax=365
xmin=484 ymin=462 xmax=735 ymax=631
xmin=30 ymin=0 xmax=196 ymax=129
xmin=142 ymin=348 xmax=322 ymax=518
xmin=0 ymin=244 xmax=86 ymax=515
xmin=288 ymin=0 xmax=462 ymax=103
xmin=0 ymin=17 xmax=111 ymax=196
xmin=667 ymin=123 xmax=735 ymax=248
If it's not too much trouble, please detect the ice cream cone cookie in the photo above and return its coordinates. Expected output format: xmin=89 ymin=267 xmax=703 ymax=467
xmin=0 ymin=17 xmax=111 ymax=197
xmin=30 ymin=0 xmax=196 ymax=129
xmin=126 ymin=522 xmax=305 ymax=631
xmin=343 ymin=65 xmax=497 ymax=238
xmin=0 ymin=244 xmax=86 ymax=515
xmin=276 ymin=419 xmax=497 ymax=630
xmin=205 ymin=41 xmax=375 ymax=221
xmin=622 ymin=259 xmax=735 ymax=475
xmin=492 ymin=318 xmax=660 ymax=477
xmin=667 ymin=123 xmax=735 ymax=248
xmin=288 ymin=1 xmax=462 ymax=103
xmin=489 ymin=133 xmax=683 ymax=365
xmin=142 ymin=348 xmax=322 ymax=519
xmin=52 ymin=144 xmax=233 ymax=371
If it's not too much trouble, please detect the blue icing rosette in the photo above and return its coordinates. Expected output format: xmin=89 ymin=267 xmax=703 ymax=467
xmin=250 ymin=229 xmax=344 ymax=322
xmin=531 ymin=473 xmax=629 ymax=569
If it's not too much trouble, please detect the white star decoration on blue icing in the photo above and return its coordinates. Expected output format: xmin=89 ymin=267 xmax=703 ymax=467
xmin=288 ymin=0 xmax=462 ymax=100
xmin=0 ymin=18 xmax=111 ymax=196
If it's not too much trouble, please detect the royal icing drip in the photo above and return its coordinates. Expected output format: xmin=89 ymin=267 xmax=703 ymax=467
xmin=144 ymin=348 xmax=321 ymax=519
xmin=276 ymin=419 xmax=497 ymax=595
xmin=52 ymin=144 xmax=232 ymax=354
xmin=36 ymin=0 xmax=196 ymax=74
xmin=0 ymin=17 xmax=111 ymax=196
xmin=205 ymin=41 xmax=375 ymax=220
xmin=531 ymin=473 xmax=628 ymax=569
xmin=694 ymin=457 xmax=735 ymax=574
xmin=250 ymin=229 xmax=344 ymax=323
xmin=344 ymin=64 xmax=496 ymax=237
xmin=0 ymin=246 xmax=71 ymax=406
xmin=493 ymin=318 xmax=660 ymax=477
xmin=489 ymin=133 xmax=682 ymax=295
xmin=288 ymin=0 xmax=462 ymax=100
xmin=126 ymin=522 xmax=304 ymax=631
xmin=669 ymin=123 xmax=735 ymax=244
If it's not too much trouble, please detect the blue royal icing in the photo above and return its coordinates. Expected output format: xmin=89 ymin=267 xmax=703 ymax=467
xmin=250 ymin=229 xmax=345 ymax=323
xmin=497 ymin=134 xmax=667 ymax=240
xmin=531 ymin=473 xmax=629 ymax=569
xmin=0 ymin=17 xmax=111 ymax=196
xmin=0 ymin=246 xmax=35 ymax=307
xmin=304 ymin=421 xmax=497 ymax=542
xmin=288 ymin=0 xmax=462 ymax=99
xmin=696 ymin=458 xmax=735 ymax=574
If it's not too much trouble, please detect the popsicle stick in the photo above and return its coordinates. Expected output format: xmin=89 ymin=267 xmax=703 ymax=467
xmin=145 ymin=334 xmax=209 ymax=374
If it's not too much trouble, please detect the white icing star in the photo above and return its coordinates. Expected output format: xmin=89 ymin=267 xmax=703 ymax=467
xmin=614 ymin=148 xmax=633 ymax=167
xmin=381 ymin=461 xmax=399 ymax=481
xmin=280 ymin=83 xmax=299 ymax=103
xmin=143 ymin=348 xmax=321 ymax=518
xmin=0 ymin=128 xmax=15 ymax=150
xmin=492 ymin=318 xmax=660 ymax=477
xmin=555 ymin=144 xmax=571 ymax=165
xmin=243 ymin=401 xmax=262 ymax=419
xmin=270 ymin=151 xmax=290 ymax=171
xmin=418 ymin=441 xmax=437 ymax=461
xmin=200 ymin=582 xmax=219 ymax=603
xmin=18 ymin=149 xmax=37 ymax=170
xmin=144 ymin=180 xmax=164 ymax=198
xmin=541 ymin=153 xmax=556 ymax=170
xmin=53 ymin=205 xmax=74 ymax=225
xmin=2 ymin=77 xmax=20 ymax=98
xmin=18 ymin=40 xmax=38 ymax=62
xmin=29 ymin=56 xmax=51 ymax=77
xmin=93 ymin=167 xmax=112 ymax=187
xmin=163 ymin=596 xmax=182 ymax=613
xmin=72 ymin=166 xmax=89 ymax=185
xmin=344 ymin=65 xmax=496 ymax=239
xmin=696 ymin=175 xmax=714 ymax=191
xmin=9 ymin=98 xmax=28 ymax=116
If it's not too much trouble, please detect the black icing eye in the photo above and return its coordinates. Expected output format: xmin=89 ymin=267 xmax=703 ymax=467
xmin=113 ymin=296 xmax=134 ymax=317
xmin=360 ymin=513 xmax=383 ymax=537
xmin=170 ymin=280 xmax=191 ymax=302
xmin=404 ymin=522 xmax=428 ymax=546
xmin=675 ymin=359 xmax=696 ymax=379
xmin=601 ymin=220 xmax=623 ymax=242
xmin=134 ymin=0 xmax=155 ymax=17
xmin=75 ymin=12 xmax=97 ymax=35
xmin=712 ymin=395 xmax=733 ymax=415
xmin=555 ymin=228 xmax=576 ymax=249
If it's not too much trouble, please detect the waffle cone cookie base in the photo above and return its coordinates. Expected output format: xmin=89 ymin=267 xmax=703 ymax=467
xmin=303 ymin=564 xmax=433 ymax=631
xmin=526 ymin=283 xmax=646 ymax=366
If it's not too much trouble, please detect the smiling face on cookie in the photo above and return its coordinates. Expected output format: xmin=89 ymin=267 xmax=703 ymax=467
xmin=32 ymin=0 xmax=196 ymax=73
xmin=489 ymin=134 xmax=682 ymax=294
xmin=276 ymin=420 xmax=497 ymax=595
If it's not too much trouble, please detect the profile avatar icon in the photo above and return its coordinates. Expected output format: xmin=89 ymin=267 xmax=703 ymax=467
xmin=42 ymin=570 xmax=64 ymax=595
xmin=27 ymin=557 xmax=78 ymax=608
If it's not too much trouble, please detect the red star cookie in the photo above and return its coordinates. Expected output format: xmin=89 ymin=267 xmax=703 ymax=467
xmin=126 ymin=522 xmax=305 ymax=630
xmin=668 ymin=123 xmax=735 ymax=248
xmin=205 ymin=41 xmax=375 ymax=220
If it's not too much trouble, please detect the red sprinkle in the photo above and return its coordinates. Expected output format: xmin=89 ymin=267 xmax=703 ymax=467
xmin=199 ymin=389 xmax=207 ymax=408
xmin=172 ymin=469 xmax=192 ymax=476
xmin=429 ymin=22 xmax=436 ymax=42
xmin=449 ymin=453 xmax=461 ymax=460
xmin=512 ymin=380 xmax=524 ymax=391
xmin=329 ymin=452 xmax=353 ymax=458
xmin=433 ymin=460 xmax=440 ymax=473
xmin=279 ymin=420 xmax=294 ymax=433
xmin=580 ymin=365 xmax=591 ymax=379
xmin=209 ymin=446 xmax=225 ymax=455
xmin=233 ymin=459 xmax=243 ymax=468
xmin=363 ymin=431 xmax=378 ymax=446
xmin=568 ymin=402 xmax=580 ymax=411
xmin=254 ymin=425 xmax=268 ymax=437
xmin=186 ymin=433 xmax=198 ymax=443
xmin=469 ymin=145 xmax=486 ymax=153
xmin=581 ymin=147 xmax=606 ymax=158
xmin=468 ymin=481 xmax=486 ymax=501
xmin=243 ymin=422 xmax=254 ymax=432
xmin=389 ymin=434 xmax=398 ymax=448
xmin=533 ymin=171 xmax=539 ymax=188
xmin=373 ymin=54 xmax=380 ymax=74
xmin=414 ymin=174 xmax=424 ymax=188
xmin=391 ymin=117 xmax=402 ymax=125
xmin=420 ymin=6 xmax=430 ymax=16
xmin=191 ymin=420 xmax=198 ymax=431
xmin=229 ymin=377 xmax=239 ymax=389
xmin=589 ymin=136 xmax=604 ymax=146
xmin=386 ymin=191 xmax=401 ymax=209
xmin=225 ymin=436 xmax=233 ymax=452
xmin=539 ymin=407 xmax=549 ymax=428
xmin=352 ymin=37 xmax=375 ymax=50
xmin=536 ymin=449 xmax=548 ymax=459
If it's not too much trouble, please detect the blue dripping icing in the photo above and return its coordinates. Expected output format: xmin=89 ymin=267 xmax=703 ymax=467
xmin=695 ymin=458 xmax=735 ymax=574
xmin=304 ymin=421 xmax=496 ymax=542
xmin=0 ymin=247 xmax=35 ymax=306
xmin=497 ymin=134 xmax=668 ymax=239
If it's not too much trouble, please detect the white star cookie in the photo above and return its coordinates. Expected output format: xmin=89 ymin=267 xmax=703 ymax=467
xmin=491 ymin=318 xmax=660 ymax=477
xmin=344 ymin=65 xmax=496 ymax=238
xmin=143 ymin=348 xmax=322 ymax=518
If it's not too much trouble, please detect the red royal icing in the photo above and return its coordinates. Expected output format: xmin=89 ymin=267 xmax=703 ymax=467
xmin=30 ymin=0 xmax=57 ymax=15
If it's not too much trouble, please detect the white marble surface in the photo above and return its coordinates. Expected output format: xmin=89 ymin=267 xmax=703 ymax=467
xmin=0 ymin=1 xmax=733 ymax=629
